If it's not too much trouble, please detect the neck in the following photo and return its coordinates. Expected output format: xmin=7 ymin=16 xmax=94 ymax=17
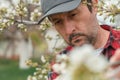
xmin=94 ymin=26 xmax=110 ymax=49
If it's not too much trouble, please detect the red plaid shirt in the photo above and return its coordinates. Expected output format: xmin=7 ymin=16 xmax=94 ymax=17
xmin=101 ymin=25 xmax=120 ymax=59
xmin=48 ymin=25 xmax=120 ymax=80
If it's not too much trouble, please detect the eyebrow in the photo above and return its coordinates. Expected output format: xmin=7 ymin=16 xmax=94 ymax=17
xmin=49 ymin=13 xmax=65 ymax=22
xmin=49 ymin=16 xmax=60 ymax=23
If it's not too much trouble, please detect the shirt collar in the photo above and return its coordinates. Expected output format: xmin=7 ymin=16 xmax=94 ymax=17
xmin=101 ymin=25 xmax=120 ymax=49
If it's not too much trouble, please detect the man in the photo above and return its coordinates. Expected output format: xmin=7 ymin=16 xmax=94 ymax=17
xmin=38 ymin=0 xmax=120 ymax=79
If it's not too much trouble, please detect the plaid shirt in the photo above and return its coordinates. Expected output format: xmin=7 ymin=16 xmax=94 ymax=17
xmin=101 ymin=25 xmax=120 ymax=59
xmin=48 ymin=25 xmax=120 ymax=80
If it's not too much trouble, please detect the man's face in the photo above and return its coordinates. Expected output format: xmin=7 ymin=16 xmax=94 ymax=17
xmin=49 ymin=2 xmax=99 ymax=47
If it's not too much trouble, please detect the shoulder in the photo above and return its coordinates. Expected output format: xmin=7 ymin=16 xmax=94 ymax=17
xmin=101 ymin=25 xmax=120 ymax=38
xmin=111 ymin=29 xmax=120 ymax=38
xmin=59 ymin=46 xmax=73 ymax=55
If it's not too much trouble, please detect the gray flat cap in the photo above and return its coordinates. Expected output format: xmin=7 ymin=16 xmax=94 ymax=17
xmin=38 ymin=0 xmax=81 ymax=24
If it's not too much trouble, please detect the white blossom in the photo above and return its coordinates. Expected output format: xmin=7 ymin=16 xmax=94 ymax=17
xmin=41 ymin=55 xmax=46 ymax=63
xmin=85 ymin=55 xmax=108 ymax=73
xmin=42 ymin=69 xmax=47 ymax=74
xmin=97 ymin=0 xmax=120 ymax=27
xmin=44 ymin=75 xmax=48 ymax=80
xmin=69 ymin=44 xmax=95 ymax=66
xmin=56 ymin=54 xmax=68 ymax=62
xmin=32 ymin=76 xmax=37 ymax=80
xmin=53 ymin=44 xmax=109 ymax=80
xmin=38 ymin=75 xmax=43 ymax=78
xmin=27 ymin=75 xmax=32 ymax=80
xmin=55 ymin=73 xmax=72 ymax=80
xmin=52 ymin=63 xmax=61 ymax=74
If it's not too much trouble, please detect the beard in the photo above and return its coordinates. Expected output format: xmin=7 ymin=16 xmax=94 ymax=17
xmin=68 ymin=32 xmax=96 ymax=47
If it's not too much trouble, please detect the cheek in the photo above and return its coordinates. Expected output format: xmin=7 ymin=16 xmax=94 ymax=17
xmin=56 ymin=28 xmax=64 ymax=36
xmin=76 ymin=24 xmax=88 ymax=34
xmin=74 ymin=18 xmax=93 ymax=32
xmin=59 ymin=32 xmax=69 ymax=43
xmin=77 ymin=19 xmax=96 ymax=35
xmin=55 ymin=28 xmax=68 ymax=41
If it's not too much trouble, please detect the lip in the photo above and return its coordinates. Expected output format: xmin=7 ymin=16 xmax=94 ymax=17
xmin=72 ymin=35 xmax=80 ymax=40
xmin=71 ymin=35 xmax=81 ymax=43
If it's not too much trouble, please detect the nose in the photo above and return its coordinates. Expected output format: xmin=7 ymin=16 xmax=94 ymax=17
xmin=64 ymin=20 xmax=76 ymax=35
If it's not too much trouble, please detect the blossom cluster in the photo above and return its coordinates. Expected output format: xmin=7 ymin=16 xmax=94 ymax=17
xmin=26 ymin=54 xmax=55 ymax=80
xmin=53 ymin=44 xmax=109 ymax=80
xmin=97 ymin=0 xmax=120 ymax=27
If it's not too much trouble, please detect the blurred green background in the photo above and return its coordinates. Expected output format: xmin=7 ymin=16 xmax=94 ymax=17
xmin=0 ymin=0 xmax=49 ymax=78
xmin=0 ymin=58 xmax=35 ymax=80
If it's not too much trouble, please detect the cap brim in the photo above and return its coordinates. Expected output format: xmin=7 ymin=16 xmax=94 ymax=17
xmin=38 ymin=0 xmax=81 ymax=24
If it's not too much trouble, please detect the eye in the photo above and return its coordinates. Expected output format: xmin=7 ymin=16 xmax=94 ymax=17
xmin=54 ymin=20 xmax=62 ymax=25
xmin=71 ymin=13 xmax=76 ymax=17
xmin=69 ymin=13 xmax=78 ymax=19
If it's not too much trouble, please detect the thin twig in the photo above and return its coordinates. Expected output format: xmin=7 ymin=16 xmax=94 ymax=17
xmin=3 ymin=16 xmax=38 ymax=25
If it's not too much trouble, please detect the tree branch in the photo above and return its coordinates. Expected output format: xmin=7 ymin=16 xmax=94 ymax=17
xmin=3 ymin=16 xmax=38 ymax=26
